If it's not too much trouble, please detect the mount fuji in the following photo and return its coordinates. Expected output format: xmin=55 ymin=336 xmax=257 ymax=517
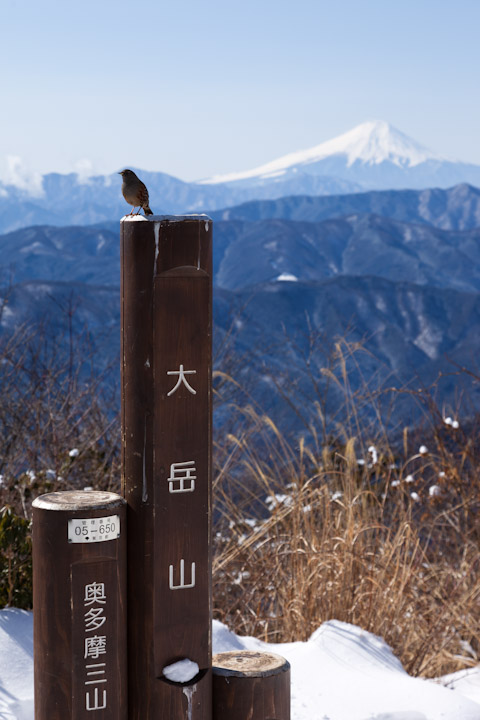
xmin=199 ymin=120 xmax=480 ymax=192
xmin=1 ymin=121 xmax=480 ymax=234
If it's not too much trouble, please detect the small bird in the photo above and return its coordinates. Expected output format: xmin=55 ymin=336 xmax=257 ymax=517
xmin=119 ymin=169 xmax=153 ymax=215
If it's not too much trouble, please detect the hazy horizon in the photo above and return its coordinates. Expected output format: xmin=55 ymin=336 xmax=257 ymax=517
xmin=2 ymin=0 xmax=479 ymax=185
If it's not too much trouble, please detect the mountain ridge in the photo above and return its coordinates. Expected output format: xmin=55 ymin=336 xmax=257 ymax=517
xmin=2 ymin=274 xmax=479 ymax=431
xmin=200 ymin=120 xmax=447 ymax=185
xmin=211 ymin=183 xmax=480 ymax=230
xmin=1 ymin=123 xmax=480 ymax=234
xmin=1 ymin=178 xmax=480 ymax=432
xmin=3 ymin=207 xmax=480 ymax=295
xmin=199 ymin=120 xmax=480 ymax=192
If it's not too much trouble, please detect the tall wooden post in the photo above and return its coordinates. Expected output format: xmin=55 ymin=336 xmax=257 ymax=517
xmin=32 ymin=490 xmax=127 ymax=720
xmin=121 ymin=215 xmax=213 ymax=719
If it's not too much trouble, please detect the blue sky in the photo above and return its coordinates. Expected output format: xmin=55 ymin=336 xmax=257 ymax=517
xmin=1 ymin=0 xmax=479 ymax=182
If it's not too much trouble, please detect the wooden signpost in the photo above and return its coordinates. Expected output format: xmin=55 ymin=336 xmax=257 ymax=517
xmin=121 ymin=215 xmax=213 ymax=719
xmin=32 ymin=491 xmax=127 ymax=720
xmin=32 ymin=211 xmax=291 ymax=720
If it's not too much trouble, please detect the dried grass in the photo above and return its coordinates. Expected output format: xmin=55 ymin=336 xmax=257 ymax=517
xmin=212 ymin=397 xmax=480 ymax=678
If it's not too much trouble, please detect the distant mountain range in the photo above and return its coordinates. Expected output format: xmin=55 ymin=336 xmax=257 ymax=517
xmin=3 ymin=185 xmax=480 ymax=291
xmin=213 ymin=214 xmax=480 ymax=294
xmin=1 ymin=121 xmax=480 ymax=235
xmin=4 ymin=274 xmax=479 ymax=436
xmin=211 ymin=183 xmax=480 ymax=231
xmin=1 ymin=182 xmax=480 ymax=433
xmin=201 ymin=120 xmax=480 ymax=191
xmin=0 ymin=169 xmax=359 ymax=235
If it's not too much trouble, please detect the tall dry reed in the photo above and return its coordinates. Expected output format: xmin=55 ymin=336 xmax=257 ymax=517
xmin=213 ymin=399 xmax=480 ymax=678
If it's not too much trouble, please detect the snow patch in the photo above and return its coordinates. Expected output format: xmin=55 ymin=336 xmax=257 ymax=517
xmin=19 ymin=242 xmax=46 ymax=255
xmin=121 ymin=214 xmax=211 ymax=223
xmin=162 ymin=658 xmax=199 ymax=683
xmin=1 ymin=305 xmax=15 ymax=325
xmin=2 ymin=612 xmax=480 ymax=719
xmin=276 ymin=272 xmax=298 ymax=282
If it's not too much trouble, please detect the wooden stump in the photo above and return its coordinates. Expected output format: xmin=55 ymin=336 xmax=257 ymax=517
xmin=212 ymin=650 xmax=291 ymax=720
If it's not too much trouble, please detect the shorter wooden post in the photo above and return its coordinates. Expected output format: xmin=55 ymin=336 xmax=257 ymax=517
xmin=212 ymin=650 xmax=291 ymax=720
xmin=32 ymin=491 xmax=127 ymax=720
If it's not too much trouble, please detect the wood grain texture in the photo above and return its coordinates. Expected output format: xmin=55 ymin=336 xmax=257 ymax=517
xmin=121 ymin=217 xmax=212 ymax=719
xmin=212 ymin=651 xmax=291 ymax=720
xmin=32 ymin=492 xmax=127 ymax=720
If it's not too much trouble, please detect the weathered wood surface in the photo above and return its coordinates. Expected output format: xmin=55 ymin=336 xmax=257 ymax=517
xmin=121 ymin=216 xmax=213 ymax=719
xmin=32 ymin=491 xmax=127 ymax=720
xmin=212 ymin=650 xmax=291 ymax=720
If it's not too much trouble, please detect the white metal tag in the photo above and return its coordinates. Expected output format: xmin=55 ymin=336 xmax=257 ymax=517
xmin=68 ymin=514 xmax=120 ymax=543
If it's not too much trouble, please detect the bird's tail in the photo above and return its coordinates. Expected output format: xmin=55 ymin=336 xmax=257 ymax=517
xmin=144 ymin=206 xmax=153 ymax=216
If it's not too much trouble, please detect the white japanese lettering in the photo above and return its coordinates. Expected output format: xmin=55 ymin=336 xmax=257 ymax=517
xmin=169 ymin=559 xmax=196 ymax=590
xmin=168 ymin=461 xmax=196 ymax=493
xmin=84 ymin=607 xmax=106 ymax=632
xmin=84 ymin=582 xmax=106 ymax=606
xmin=84 ymin=636 xmax=107 ymax=659
xmin=86 ymin=688 xmax=107 ymax=711
xmin=167 ymin=365 xmax=197 ymax=396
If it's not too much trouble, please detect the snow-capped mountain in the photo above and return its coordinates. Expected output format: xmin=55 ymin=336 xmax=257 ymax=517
xmin=199 ymin=120 xmax=480 ymax=191
xmin=1 ymin=121 xmax=480 ymax=235
xmin=201 ymin=121 xmax=440 ymax=182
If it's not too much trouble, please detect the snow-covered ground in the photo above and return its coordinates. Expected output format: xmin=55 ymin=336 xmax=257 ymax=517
xmin=1 ymin=608 xmax=480 ymax=720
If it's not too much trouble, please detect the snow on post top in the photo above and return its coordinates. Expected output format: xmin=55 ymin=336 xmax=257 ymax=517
xmin=121 ymin=214 xmax=211 ymax=223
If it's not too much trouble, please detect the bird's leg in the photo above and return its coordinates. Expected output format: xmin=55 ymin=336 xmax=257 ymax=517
xmin=129 ymin=207 xmax=137 ymax=215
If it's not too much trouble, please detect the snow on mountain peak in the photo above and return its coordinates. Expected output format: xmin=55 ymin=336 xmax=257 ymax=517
xmin=321 ymin=120 xmax=444 ymax=168
xmin=200 ymin=120 xmax=446 ymax=185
